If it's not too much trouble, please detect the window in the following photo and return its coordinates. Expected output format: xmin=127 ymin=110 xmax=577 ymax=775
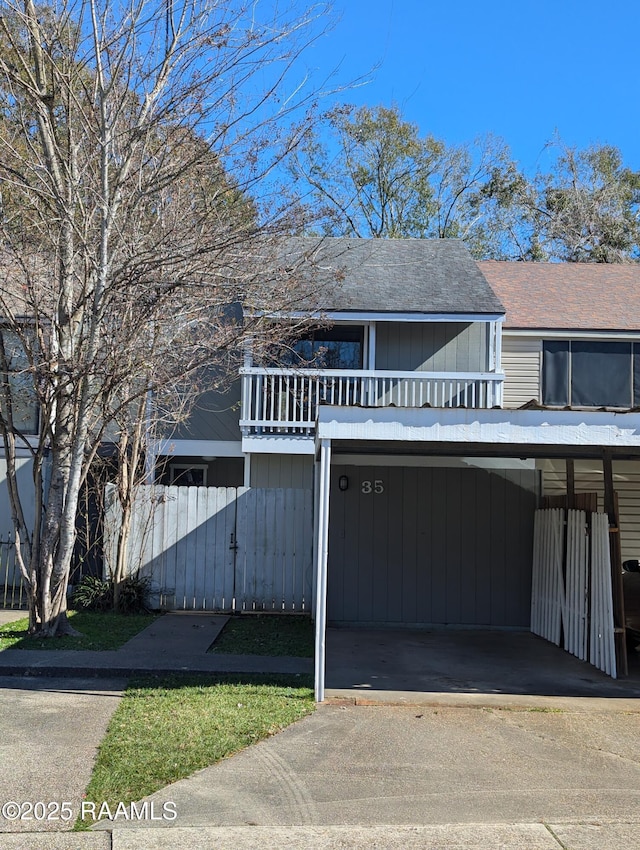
xmin=542 ymin=340 xmax=639 ymax=408
xmin=284 ymin=326 xmax=363 ymax=370
xmin=169 ymin=464 xmax=208 ymax=486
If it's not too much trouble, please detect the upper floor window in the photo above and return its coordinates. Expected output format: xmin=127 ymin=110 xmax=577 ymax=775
xmin=542 ymin=340 xmax=640 ymax=408
xmin=284 ymin=326 xmax=363 ymax=370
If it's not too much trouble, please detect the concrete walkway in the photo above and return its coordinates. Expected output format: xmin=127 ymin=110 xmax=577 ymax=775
xmin=0 ymin=611 xmax=313 ymax=678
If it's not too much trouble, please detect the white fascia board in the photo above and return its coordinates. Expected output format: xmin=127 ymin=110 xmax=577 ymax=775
xmin=241 ymin=435 xmax=315 ymax=455
xmin=316 ymin=406 xmax=640 ymax=448
xmin=252 ymin=310 xmax=505 ymax=324
xmin=156 ymin=439 xmax=244 ymax=457
xmin=503 ymin=328 xmax=640 ymax=341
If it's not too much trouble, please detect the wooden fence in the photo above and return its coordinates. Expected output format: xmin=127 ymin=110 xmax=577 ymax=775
xmin=104 ymin=485 xmax=314 ymax=612
xmin=0 ymin=536 xmax=25 ymax=609
xmin=531 ymin=508 xmax=616 ymax=678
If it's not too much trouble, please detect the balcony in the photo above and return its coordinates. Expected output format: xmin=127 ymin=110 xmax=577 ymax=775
xmin=240 ymin=367 xmax=504 ymax=437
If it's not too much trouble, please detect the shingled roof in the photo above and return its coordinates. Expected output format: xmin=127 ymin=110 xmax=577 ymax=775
xmin=280 ymin=238 xmax=504 ymax=315
xmin=478 ymin=261 xmax=640 ymax=332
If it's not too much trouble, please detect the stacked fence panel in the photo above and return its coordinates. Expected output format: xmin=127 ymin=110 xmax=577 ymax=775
xmin=531 ymin=508 xmax=617 ymax=678
xmin=564 ymin=510 xmax=588 ymax=661
xmin=531 ymin=508 xmax=564 ymax=645
xmin=590 ymin=513 xmax=617 ymax=678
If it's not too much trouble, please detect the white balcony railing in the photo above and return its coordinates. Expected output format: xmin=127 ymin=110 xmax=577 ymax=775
xmin=240 ymin=367 xmax=504 ymax=436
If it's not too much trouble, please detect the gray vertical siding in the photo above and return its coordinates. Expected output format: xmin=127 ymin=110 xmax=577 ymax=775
xmin=250 ymin=454 xmax=314 ymax=489
xmin=171 ymin=381 xmax=242 ymax=442
xmin=375 ymin=322 xmax=489 ymax=372
xmin=0 ymin=457 xmax=35 ymax=539
xmin=328 ymin=464 xmax=538 ymax=627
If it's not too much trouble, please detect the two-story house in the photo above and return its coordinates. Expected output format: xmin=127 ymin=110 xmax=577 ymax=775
xmin=155 ymin=238 xmax=640 ymax=697
xmin=4 ymin=237 xmax=640 ymax=696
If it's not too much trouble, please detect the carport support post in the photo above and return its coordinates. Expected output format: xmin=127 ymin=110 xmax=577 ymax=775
xmin=603 ymin=450 xmax=628 ymax=676
xmin=314 ymin=438 xmax=331 ymax=702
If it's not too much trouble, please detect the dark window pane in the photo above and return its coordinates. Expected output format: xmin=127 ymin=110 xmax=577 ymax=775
xmin=634 ymin=344 xmax=640 ymax=407
xmin=571 ymin=341 xmax=631 ymax=407
xmin=287 ymin=325 xmax=363 ymax=369
xmin=542 ymin=341 xmax=569 ymax=405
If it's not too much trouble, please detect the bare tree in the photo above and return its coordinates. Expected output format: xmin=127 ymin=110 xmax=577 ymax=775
xmin=0 ymin=0 xmax=335 ymax=634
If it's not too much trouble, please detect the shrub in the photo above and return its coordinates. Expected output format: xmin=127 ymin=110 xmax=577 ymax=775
xmin=115 ymin=575 xmax=150 ymax=614
xmin=72 ymin=575 xmax=150 ymax=614
xmin=72 ymin=575 xmax=112 ymax=611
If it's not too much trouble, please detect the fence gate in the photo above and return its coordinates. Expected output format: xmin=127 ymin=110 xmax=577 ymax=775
xmin=105 ymin=485 xmax=314 ymax=612
xmin=531 ymin=508 xmax=617 ymax=677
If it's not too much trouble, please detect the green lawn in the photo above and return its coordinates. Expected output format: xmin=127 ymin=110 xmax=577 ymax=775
xmin=78 ymin=673 xmax=314 ymax=827
xmin=209 ymin=613 xmax=314 ymax=657
xmin=0 ymin=610 xmax=158 ymax=651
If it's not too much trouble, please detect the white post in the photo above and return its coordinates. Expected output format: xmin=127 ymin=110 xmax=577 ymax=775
xmin=314 ymin=438 xmax=331 ymax=703
xmin=368 ymin=323 xmax=376 ymax=370
xmin=495 ymin=318 xmax=503 ymax=371
xmin=488 ymin=321 xmax=495 ymax=373
xmin=144 ymin=386 xmax=156 ymax=484
xmin=243 ymin=453 xmax=251 ymax=488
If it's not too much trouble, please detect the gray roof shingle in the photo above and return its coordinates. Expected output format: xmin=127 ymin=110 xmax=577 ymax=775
xmin=279 ymin=238 xmax=504 ymax=315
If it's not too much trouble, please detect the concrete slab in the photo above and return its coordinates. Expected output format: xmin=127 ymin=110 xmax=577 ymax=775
xmin=104 ymin=703 xmax=640 ymax=830
xmin=326 ymin=690 xmax=640 ymax=712
xmin=325 ymin=627 xmax=640 ymax=700
xmin=1 ymin=834 xmax=110 ymax=849
xmin=0 ymin=648 xmax=312 ymax=678
xmin=0 ymin=677 xmax=124 ymax=832
xmin=110 ymin=823 xmax=562 ymax=849
xmin=117 ymin=612 xmax=229 ymax=655
xmin=548 ymin=822 xmax=640 ymax=850
xmin=0 ymin=610 xmax=27 ymax=627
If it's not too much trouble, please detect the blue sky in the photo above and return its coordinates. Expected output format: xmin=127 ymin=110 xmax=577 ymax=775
xmin=304 ymin=0 xmax=640 ymax=172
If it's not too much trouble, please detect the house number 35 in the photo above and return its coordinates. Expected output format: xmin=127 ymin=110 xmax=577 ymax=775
xmin=361 ymin=479 xmax=384 ymax=494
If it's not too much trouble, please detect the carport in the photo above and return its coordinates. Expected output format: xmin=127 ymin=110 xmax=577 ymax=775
xmin=324 ymin=627 xmax=640 ymax=704
xmin=313 ymin=405 xmax=640 ymax=701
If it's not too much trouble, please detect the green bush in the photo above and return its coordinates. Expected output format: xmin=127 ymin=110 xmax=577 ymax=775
xmin=72 ymin=575 xmax=150 ymax=614
xmin=115 ymin=575 xmax=150 ymax=614
xmin=72 ymin=575 xmax=112 ymax=611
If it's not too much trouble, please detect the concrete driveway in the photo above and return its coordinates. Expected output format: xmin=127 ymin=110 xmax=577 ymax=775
xmin=0 ymin=676 xmax=124 ymax=833
xmin=109 ymin=700 xmax=640 ymax=837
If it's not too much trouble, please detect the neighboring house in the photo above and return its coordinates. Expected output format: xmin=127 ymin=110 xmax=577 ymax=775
xmin=479 ymin=260 xmax=640 ymax=562
xmin=155 ymin=238 xmax=640 ymax=697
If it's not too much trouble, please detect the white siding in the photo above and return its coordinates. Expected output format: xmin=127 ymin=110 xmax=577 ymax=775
xmin=502 ymin=334 xmax=542 ymax=408
xmin=540 ymin=459 xmax=640 ymax=562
